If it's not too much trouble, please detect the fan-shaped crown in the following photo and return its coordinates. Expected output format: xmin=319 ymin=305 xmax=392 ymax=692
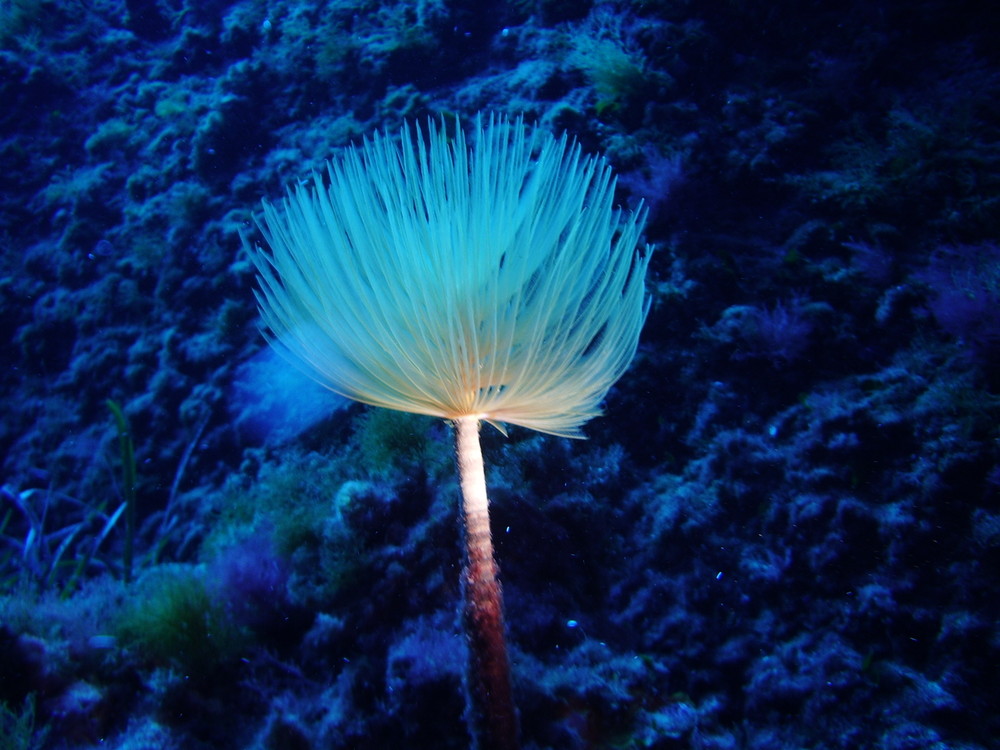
xmin=247 ymin=113 xmax=651 ymax=438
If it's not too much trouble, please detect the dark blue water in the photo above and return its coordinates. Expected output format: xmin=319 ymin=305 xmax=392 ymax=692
xmin=1 ymin=1 xmax=997 ymax=747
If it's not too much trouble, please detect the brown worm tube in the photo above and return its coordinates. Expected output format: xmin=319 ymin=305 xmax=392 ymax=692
xmin=455 ymin=415 xmax=519 ymax=750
